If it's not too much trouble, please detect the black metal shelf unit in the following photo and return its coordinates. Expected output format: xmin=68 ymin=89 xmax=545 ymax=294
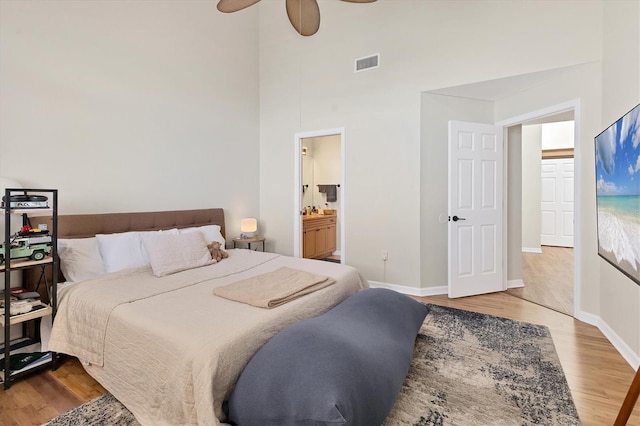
xmin=2 ymin=188 xmax=58 ymax=389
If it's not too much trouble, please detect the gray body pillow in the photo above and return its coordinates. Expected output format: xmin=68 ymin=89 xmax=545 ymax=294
xmin=227 ymin=288 xmax=429 ymax=426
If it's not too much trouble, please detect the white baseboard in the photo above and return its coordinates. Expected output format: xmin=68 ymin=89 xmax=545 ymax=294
xmin=507 ymin=279 xmax=524 ymax=289
xmin=575 ymin=309 xmax=640 ymax=369
xmin=332 ymin=250 xmax=341 ymax=257
xmin=522 ymin=247 xmax=543 ymax=253
xmin=368 ymin=280 xmax=447 ymax=297
xmin=574 ymin=309 xmax=599 ymax=327
xmin=371 ymin=280 xmax=524 ymax=294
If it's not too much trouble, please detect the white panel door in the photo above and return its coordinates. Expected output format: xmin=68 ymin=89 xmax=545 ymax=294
xmin=448 ymin=121 xmax=504 ymax=298
xmin=540 ymin=158 xmax=574 ymax=247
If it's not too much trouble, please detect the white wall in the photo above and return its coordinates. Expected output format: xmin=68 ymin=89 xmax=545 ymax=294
xmin=541 ymin=121 xmax=575 ymax=150
xmin=259 ymin=0 xmax=602 ymax=289
xmin=301 ymin=143 xmax=315 ymax=208
xmin=420 ymin=94 xmax=494 ymax=290
xmin=522 ymin=125 xmax=543 ymax=251
xmin=0 ymin=1 xmax=261 ymax=237
xmin=507 ymin=125 xmax=523 ymax=282
xmin=312 ymin=137 xmax=341 ymax=210
xmin=599 ymin=0 xmax=640 ymax=365
xmin=303 ymin=136 xmax=341 ymax=212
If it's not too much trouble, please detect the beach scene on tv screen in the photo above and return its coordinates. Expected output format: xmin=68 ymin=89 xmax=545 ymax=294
xmin=595 ymin=103 xmax=640 ymax=283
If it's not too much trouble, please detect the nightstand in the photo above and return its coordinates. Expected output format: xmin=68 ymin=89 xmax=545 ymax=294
xmin=233 ymin=236 xmax=266 ymax=252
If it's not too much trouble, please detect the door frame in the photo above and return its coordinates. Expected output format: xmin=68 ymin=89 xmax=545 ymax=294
xmin=496 ymin=99 xmax=581 ymax=317
xmin=293 ymin=127 xmax=346 ymax=262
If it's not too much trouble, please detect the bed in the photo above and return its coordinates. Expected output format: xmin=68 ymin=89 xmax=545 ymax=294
xmin=27 ymin=208 xmax=369 ymax=426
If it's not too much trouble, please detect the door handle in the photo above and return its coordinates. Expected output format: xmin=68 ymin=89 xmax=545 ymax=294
xmin=451 ymin=215 xmax=466 ymax=222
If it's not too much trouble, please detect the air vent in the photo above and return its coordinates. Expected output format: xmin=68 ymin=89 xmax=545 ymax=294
xmin=354 ymin=53 xmax=380 ymax=73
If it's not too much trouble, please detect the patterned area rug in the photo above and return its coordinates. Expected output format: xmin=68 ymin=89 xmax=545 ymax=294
xmin=45 ymin=304 xmax=579 ymax=426
xmin=385 ymin=305 xmax=580 ymax=425
xmin=44 ymin=393 xmax=138 ymax=426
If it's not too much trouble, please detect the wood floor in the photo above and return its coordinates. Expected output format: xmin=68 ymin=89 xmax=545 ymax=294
xmin=1 ymin=291 xmax=638 ymax=425
xmin=0 ymin=356 xmax=105 ymax=426
xmin=507 ymin=246 xmax=574 ymax=316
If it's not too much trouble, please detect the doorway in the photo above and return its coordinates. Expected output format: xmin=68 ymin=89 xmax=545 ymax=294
xmin=500 ymin=106 xmax=579 ymax=316
xmin=293 ymin=128 xmax=345 ymax=263
xmin=426 ymin=74 xmax=583 ymax=318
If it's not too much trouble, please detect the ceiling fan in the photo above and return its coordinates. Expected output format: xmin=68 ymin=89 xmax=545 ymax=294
xmin=217 ymin=0 xmax=377 ymax=37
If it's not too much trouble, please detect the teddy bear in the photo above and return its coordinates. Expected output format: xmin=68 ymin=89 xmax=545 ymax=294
xmin=207 ymin=241 xmax=229 ymax=262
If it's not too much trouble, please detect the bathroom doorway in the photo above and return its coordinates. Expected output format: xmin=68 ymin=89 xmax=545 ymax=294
xmin=293 ymin=128 xmax=345 ymax=263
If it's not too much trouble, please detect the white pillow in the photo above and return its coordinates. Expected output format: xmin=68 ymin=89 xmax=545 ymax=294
xmin=179 ymin=225 xmax=225 ymax=247
xmin=139 ymin=228 xmax=179 ymax=241
xmin=142 ymin=231 xmax=214 ymax=277
xmin=57 ymin=237 xmax=106 ymax=282
xmin=95 ymin=229 xmax=179 ymax=273
xmin=96 ymin=231 xmax=147 ymax=273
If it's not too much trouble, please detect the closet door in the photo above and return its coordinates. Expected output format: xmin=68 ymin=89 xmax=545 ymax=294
xmin=540 ymin=158 xmax=574 ymax=247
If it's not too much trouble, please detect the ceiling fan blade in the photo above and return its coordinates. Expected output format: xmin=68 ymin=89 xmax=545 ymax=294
xmin=286 ymin=0 xmax=320 ymax=36
xmin=217 ymin=0 xmax=261 ymax=13
xmin=341 ymin=0 xmax=377 ymax=3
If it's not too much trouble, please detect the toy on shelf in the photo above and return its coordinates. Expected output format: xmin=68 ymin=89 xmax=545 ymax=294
xmin=0 ymin=226 xmax=52 ymax=265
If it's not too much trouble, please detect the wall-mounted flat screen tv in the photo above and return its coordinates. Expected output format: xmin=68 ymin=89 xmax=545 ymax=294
xmin=594 ymin=103 xmax=640 ymax=285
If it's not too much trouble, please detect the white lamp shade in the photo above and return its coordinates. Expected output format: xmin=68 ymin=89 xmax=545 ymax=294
xmin=240 ymin=218 xmax=258 ymax=234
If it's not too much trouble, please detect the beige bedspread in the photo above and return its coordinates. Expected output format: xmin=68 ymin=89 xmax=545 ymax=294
xmin=49 ymin=250 xmax=368 ymax=426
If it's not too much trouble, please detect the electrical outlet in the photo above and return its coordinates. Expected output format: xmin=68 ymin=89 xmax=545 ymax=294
xmin=381 ymin=250 xmax=388 ymax=261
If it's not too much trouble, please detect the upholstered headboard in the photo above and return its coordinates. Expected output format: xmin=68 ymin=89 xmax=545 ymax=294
xmin=25 ymin=208 xmax=225 ymax=294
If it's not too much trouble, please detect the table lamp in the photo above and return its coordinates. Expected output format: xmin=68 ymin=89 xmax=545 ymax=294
xmin=240 ymin=218 xmax=257 ymax=239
